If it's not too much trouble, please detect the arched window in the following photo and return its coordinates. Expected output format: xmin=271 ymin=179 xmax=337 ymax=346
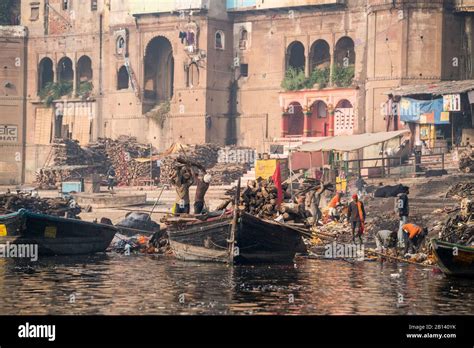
xmin=117 ymin=66 xmax=129 ymax=90
xmin=310 ymin=40 xmax=330 ymax=72
xmin=335 ymin=37 xmax=355 ymax=67
xmin=58 ymin=57 xmax=74 ymax=83
xmin=286 ymin=41 xmax=305 ymax=72
xmin=187 ymin=63 xmax=199 ymax=88
xmin=239 ymin=28 xmax=248 ymax=50
xmin=336 ymin=99 xmax=353 ymax=109
xmin=77 ymin=55 xmax=93 ymax=91
xmin=215 ymin=31 xmax=225 ymax=50
xmin=38 ymin=57 xmax=54 ymax=93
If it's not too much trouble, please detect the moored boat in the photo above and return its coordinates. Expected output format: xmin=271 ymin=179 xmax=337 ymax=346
xmin=431 ymin=239 xmax=474 ymax=278
xmin=0 ymin=209 xmax=117 ymax=256
xmin=167 ymin=212 xmax=307 ymax=264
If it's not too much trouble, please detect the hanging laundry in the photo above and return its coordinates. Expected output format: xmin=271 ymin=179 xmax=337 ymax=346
xmin=179 ymin=31 xmax=187 ymax=44
xmin=186 ymin=31 xmax=195 ymax=46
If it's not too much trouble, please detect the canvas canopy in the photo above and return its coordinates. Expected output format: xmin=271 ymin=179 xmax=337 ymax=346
xmin=296 ymin=130 xmax=410 ymax=153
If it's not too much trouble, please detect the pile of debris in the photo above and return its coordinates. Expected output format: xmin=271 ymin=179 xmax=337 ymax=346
xmin=439 ymin=198 xmax=474 ymax=245
xmin=445 ymin=182 xmax=474 ymax=199
xmin=458 ymin=146 xmax=474 ymax=173
xmin=0 ymin=193 xmax=81 ymax=217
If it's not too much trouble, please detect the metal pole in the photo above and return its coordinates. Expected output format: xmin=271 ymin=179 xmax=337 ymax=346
xmin=289 ymin=149 xmax=294 ymax=200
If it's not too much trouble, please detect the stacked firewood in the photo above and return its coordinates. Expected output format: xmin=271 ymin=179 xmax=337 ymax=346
xmin=51 ymin=139 xmax=102 ymax=166
xmin=0 ymin=193 xmax=81 ymax=217
xmin=93 ymin=136 xmax=158 ymax=186
xmin=222 ymin=178 xmax=333 ymax=222
xmin=459 ymin=147 xmax=474 ymax=173
xmin=446 ymin=182 xmax=474 ymax=199
xmin=208 ymin=163 xmax=248 ymax=185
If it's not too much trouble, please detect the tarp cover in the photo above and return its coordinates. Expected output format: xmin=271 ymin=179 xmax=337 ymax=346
xmin=296 ymin=130 xmax=410 ymax=153
xmin=399 ymin=98 xmax=448 ymax=125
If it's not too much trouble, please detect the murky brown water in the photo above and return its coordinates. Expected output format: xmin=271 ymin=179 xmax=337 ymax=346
xmin=0 ymin=254 xmax=472 ymax=315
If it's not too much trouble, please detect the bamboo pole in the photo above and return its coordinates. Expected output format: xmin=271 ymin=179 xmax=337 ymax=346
xmin=229 ymin=178 xmax=241 ymax=263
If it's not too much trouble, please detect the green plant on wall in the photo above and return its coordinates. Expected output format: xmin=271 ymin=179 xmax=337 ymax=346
xmin=0 ymin=0 xmax=14 ymax=25
xmin=77 ymin=81 xmax=93 ymax=99
xmin=39 ymin=81 xmax=73 ymax=107
xmin=307 ymin=67 xmax=330 ymax=89
xmin=281 ymin=67 xmax=307 ymax=91
xmin=332 ymin=65 xmax=355 ymax=87
xmin=282 ymin=67 xmax=330 ymax=91
xmin=149 ymin=100 xmax=170 ymax=129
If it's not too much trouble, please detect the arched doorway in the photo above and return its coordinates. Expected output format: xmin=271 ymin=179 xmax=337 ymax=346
xmin=144 ymin=36 xmax=174 ymax=103
xmin=335 ymin=99 xmax=355 ymax=135
xmin=311 ymin=100 xmax=330 ymax=137
xmin=38 ymin=57 xmax=54 ymax=93
xmin=287 ymin=102 xmax=304 ymax=136
xmin=286 ymin=41 xmax=305 ymax=72
xmin=310 ymin=40 xmax=330 ymax=73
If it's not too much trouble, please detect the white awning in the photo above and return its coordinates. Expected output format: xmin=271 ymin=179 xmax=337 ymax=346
xmin=295 ymin=130 xmax=410 ymax=152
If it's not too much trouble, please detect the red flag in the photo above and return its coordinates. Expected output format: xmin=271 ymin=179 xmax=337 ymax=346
xmin=272 ymin=163 xmax=283 ymax=208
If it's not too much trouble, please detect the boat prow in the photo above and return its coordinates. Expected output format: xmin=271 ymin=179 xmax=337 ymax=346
xmin=431 ymin=238 xmax=474 ymax=278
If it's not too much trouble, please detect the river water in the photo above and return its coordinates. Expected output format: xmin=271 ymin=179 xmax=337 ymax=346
xmin=0 ymin=254 xmax=472 ymax=315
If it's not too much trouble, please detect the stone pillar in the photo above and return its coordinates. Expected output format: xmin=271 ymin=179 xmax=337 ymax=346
xmin=328 ymin=103 xmax=335 ymax=136
xmin=281 ymin=108 xmax=289 ymax=138
xmin=304 ymin=106 xmax=312 ymax=137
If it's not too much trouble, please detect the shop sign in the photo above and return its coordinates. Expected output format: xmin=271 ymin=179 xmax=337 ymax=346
xmin=443 ymin=94 xmax=461 ymax=112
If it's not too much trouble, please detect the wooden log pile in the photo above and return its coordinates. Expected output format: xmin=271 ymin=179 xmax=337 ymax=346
xmin=222 ymin=178 xmax=333 ymax=222
xmin=93 ymin=136 xmax=158 ymax=186
xmin=459 ymin=147 xmax=474 ymax=173
xmin=446 ymin=182 xmax=474 ymax=199
xmin=208 ymin=163 xmax=248 ymax=185
xmin=0 ymin=193 xmax=81 ymax=217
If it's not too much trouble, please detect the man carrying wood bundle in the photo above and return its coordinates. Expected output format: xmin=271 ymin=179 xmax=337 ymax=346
xmin=194 ymin=173 xmax=212 ymax=215
xmin=171 ymin=166 xmax=194 ymax=215
xmin=347 ymin=194 xmax=366 ymax=244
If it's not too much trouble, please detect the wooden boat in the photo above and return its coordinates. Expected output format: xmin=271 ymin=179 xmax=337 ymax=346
xmin=431 ymin=239 xmax=474 ymax=278
xmin=168 ymin=212 xmax=307 ymax=264
xmin=0 ymin=209 xmax=117 ymax=255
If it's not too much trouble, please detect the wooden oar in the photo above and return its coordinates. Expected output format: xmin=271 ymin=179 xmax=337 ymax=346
xmin=228 ymin=178 xmax=241 ymax=263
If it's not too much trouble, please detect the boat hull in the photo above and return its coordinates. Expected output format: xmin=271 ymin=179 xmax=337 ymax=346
xmin=168 ymin=213 xmax=307 ymax=264
xmin=0 ymin=210 xmax=117 ymax=256
xmin=431 ymin=239 xmax=474 ymax=278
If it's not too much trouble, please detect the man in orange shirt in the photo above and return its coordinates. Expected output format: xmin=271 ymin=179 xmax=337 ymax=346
xmin=402 ymin=223 xmax=428 ymax=254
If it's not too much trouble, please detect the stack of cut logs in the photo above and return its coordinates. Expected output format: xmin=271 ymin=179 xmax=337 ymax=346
xmin=94 ymin=136 xmax=158 ymax=186
xmin=458 ymin=147 xmax=474 ymax=173
xmin=221 ymin=178 xmax=333 ymax=222
xmin=0 ymin=193 xmax=81 ymax=217
xmin=446 ymin=182 xmax=474 ymax=199
xmin=208 ymin=163 xmax=248 ymax=185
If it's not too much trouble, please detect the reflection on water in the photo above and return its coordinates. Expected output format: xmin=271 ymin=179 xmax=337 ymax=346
xmin=0 ymin=254 xmax=472 ymax=315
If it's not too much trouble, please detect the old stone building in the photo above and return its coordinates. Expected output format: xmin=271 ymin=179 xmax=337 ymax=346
xmin=1 ymin=0 xmax=474 ymax=184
